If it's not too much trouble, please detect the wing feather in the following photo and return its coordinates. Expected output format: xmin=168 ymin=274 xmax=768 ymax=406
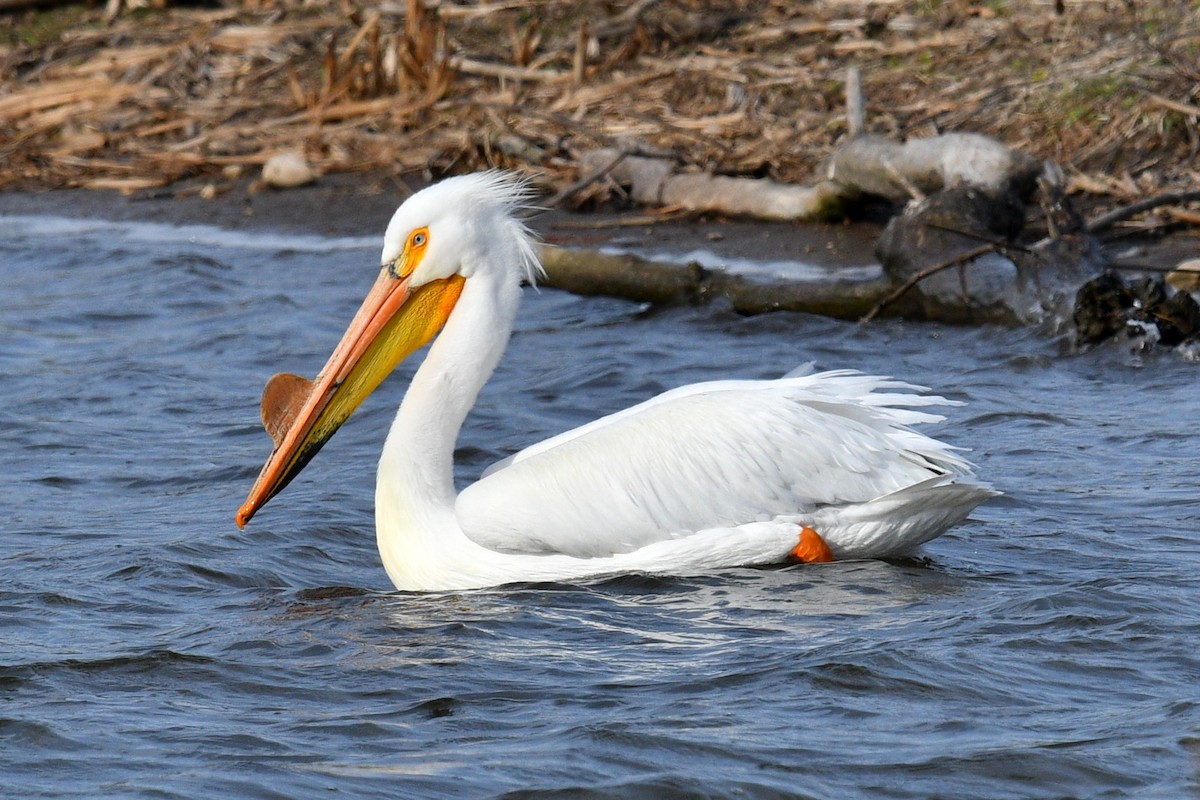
xmin=455 ymin=370 xmax=975 ymax=559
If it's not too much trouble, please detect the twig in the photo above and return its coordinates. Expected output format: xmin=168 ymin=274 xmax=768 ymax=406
xmin=1086 ymin=189 xmax=1200 ymax=234
xmin=550 ymin=207 xmax=693 ymax=229
xmin=1147 ymin=94 xmax=1200 ymax=118
xmin=457 ymin=57 xmax=566 ymax=83
xmin=845 ymin=66 xmax=863 ymax=138
xmin=573 ymin=20 xmax=587 ymax=85
xmin=548 ymin=148 xmax=629 ymax=206
xmin=860 ymin=244 xmax=996 ymax=323
xmin=1106 ymin=262 xmax=1187 ymax=274
xmin=437 ymin=0 xmax=557 ymax=19
xmin=881 ymin=156 xmax=924 ymax=202
xmin=1166 ymin=206 xmax=1200 ymax=225
xmin=592 ymin=0 xmax=661 ymax=38
xmin=924 ymin=222 xmax=1030 ymax=252
xmin=460 ymin=99 xmax=675 ymax=157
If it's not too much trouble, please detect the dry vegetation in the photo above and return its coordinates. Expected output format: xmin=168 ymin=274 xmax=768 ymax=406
xmin=0 ymin=0 xmax=1198 ymax=215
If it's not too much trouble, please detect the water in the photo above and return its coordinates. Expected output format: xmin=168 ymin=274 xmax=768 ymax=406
xmin=1 ymin=213 xmax=1197 ymax=799
xmin=600 ymin=242 xmax=883 ymax=282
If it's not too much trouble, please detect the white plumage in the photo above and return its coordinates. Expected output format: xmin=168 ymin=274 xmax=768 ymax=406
xmin=239 ymin=171 xmax=995 ymax=592
xmin=459 ymin=373 xmax=973 ymax=558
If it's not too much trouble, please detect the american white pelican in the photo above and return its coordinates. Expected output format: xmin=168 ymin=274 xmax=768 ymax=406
xmin=236 ymin=171 xmax=995 ymax=591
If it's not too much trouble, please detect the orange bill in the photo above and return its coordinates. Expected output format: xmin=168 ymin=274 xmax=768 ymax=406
xmin=236 ymin=268 xmax=465 ymax=527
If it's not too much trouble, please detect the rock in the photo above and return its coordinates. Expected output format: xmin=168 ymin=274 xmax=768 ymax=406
xmin=1073 ymin=272 xmax=1133 ymax=345
xmin=262 ymin=151 xmax=315 ymax=188
xmin=1072 ymin=271 xmax=1200 ymax=349
xmin=873 ymin=180 xmax=1106 ymax=325
xmin=1150 ymin=286 xmax=1200 ymax=346
xmin=874 ymin=185 xmax=1034 ymax=323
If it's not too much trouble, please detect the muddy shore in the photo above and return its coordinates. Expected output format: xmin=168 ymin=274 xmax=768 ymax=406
xmin=0 ymin=171 xmax=883 ymax=272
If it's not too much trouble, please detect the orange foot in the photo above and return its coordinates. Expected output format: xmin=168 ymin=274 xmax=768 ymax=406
xmin=790 ymin=525 xmax=835 ymax=564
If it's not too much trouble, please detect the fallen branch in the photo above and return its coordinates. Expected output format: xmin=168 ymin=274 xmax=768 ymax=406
xmin=860 ymin=244 xmax=996 ymax=323
xmin=579 ymin=147 xmax=846 ymax=221
xmin=581 ymin=132 xmax=1041 ymax=221
xmin=826 ymin=133 xmax=1041 ymax=202
xmin=1085 ymin=189 xmax=1200 ymax=234
xmin=538 ymin=245 xmax=891 ymax=318
xmin=548 ymin=148 xmax=629 ymax=206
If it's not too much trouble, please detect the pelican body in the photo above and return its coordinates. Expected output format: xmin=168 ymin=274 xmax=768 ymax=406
xmin=237 ymin=172 xmax=994 ymax=591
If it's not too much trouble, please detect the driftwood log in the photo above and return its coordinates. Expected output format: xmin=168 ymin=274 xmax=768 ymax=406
xmin=578 ymin=132 xmax=1043 ymax=222
xmin=538 ymin=245 xmax=894 ymax=319
xmin=576 ymin=148 xmax=846 ymax=221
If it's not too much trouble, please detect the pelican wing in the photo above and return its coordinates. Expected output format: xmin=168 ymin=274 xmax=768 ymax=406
xmin=455 ymin=370 xmax=974 ymax=559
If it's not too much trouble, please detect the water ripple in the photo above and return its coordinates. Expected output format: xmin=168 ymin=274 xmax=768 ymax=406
xmin=0 ymin=213 xmax=1197 ymax=799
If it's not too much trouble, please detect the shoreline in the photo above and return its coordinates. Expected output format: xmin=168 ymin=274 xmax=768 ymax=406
xmin=4 ymin=175 xmax=1195 ymax=290
xmin=0 ymin=173 xmax=887 ymax=275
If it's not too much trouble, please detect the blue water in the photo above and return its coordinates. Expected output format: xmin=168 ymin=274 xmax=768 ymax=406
xmin=1 ymin=212 xmax=1197 ymax=799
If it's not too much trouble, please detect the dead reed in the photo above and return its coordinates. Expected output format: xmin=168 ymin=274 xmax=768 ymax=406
xmin=0 ymin=0 xmax=1196 ymax=221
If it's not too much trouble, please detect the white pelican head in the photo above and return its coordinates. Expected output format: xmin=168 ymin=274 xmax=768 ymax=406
xmin=236 ymin=171 xmax=540 ymax=527
xmin=380 ymin=171 xmax=540 ymax=285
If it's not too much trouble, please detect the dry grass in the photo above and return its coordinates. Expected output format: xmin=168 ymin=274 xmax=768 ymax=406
xmin=0 ymin=0 xmax=1197 ymax=210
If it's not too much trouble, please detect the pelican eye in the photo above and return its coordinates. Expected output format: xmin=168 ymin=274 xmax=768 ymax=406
xmin=388 ymin=228 xmax=430 ymax=279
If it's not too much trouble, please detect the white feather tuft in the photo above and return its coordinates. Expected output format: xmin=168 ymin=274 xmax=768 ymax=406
xmin=382 ymin=170 xmax=545 ymax=285
xmin=433 ymin=171 xmax=544 ymax=286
